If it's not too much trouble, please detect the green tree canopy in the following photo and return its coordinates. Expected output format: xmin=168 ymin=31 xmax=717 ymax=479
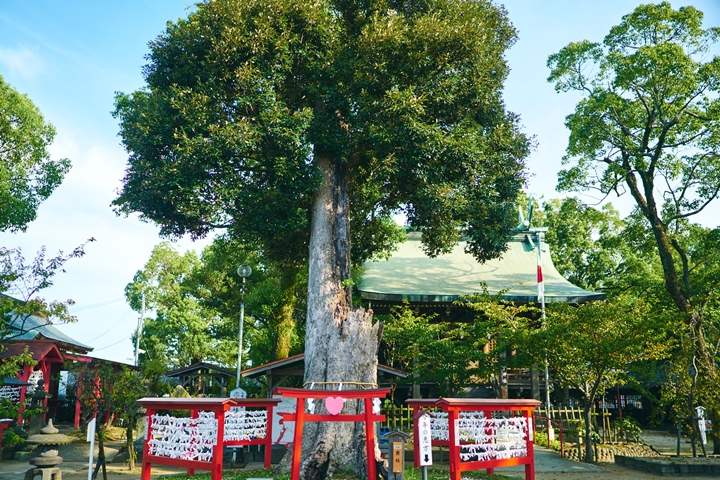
xmin=538 ymin=296 xmax=670 ymax=462
xmin=548 ymin=1 xmax=720 ymax=452
xmin=0 ymin=75 xmax=70 ymax=232
xmin=126 ymin=238 xmax=306 ymax=376
xmin=547 ymin=2 xmax=720 ymax=312
xmin=113 ymin=0 xmax=529 ymax=263
xmin=126 ymin=242 xmax=236 ymax=369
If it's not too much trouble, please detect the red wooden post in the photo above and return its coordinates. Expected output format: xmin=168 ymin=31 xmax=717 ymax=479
xmin=264 ymin=402 xmax=275 ymax=469
xmin=364 ymin=397 xmax=376 ymax=480
xmin=290 ymin=398 xmax=305 ymax=480
xmin=40 ymin=362 xmax=51 ymax=423
xmin=447 ymin=406 xmax=460 ymax=480
xmin=16 ymin=366 xmax=31 ymax=424
xmin=411 ymin=404 xmax=420 ymax=467
xmin=525 ymin=409 xmax=536 ymax=480
xmin=141 ymin=407 xmax=155 ymax=480
xmin=212 ymin=406 xmax=227 ymax=480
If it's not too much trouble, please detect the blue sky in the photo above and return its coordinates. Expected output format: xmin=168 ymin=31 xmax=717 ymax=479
xmin=1 ymin=0 xmax=719 ymax=364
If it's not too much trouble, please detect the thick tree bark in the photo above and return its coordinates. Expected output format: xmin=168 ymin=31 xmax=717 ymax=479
xmin=299 ymin=154 xmax=381 ymax=479
xmin=582 ymin=394 xmax=594 ymax=463
xmin=126 ymin=425 xmax=137 ymax=471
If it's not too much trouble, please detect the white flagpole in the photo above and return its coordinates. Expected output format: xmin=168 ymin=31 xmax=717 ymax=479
xmin=538 ymin=230 xmax=553 ymax=439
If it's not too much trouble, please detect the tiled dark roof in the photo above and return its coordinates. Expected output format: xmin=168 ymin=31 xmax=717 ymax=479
xmin=165 ymin=362 xmax=235 ymax=378
xmin=241 ymin=353 xmax=407 ymax=379
xmin=4 ymin=313 xmax=93 ymax=352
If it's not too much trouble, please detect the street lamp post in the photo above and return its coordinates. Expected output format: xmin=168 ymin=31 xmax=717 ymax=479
xmin=236 ymin=265 xmax=252 ymax=388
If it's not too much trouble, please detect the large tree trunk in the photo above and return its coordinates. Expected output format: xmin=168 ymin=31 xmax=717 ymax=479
xmin=299 ymin=154 xmax=381 ymax=479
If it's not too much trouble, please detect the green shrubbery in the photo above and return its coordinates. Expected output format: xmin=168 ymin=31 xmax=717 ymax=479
xmin=534 ymin=431 xmax=562 ymax=451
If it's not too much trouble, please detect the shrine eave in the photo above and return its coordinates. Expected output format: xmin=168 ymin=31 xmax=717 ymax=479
xmin=360 ymin=291 xmax=605 ymax=305
xmin=357 ymin=232 xmax=605 ymax=305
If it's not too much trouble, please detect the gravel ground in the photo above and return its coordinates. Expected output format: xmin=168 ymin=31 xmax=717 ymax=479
xmin=2 ymin=429 xmax=715 ymax=479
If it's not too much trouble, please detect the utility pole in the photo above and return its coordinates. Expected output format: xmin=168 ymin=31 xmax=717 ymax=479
xmin=134 ymin=291 xmax=145 ymax=367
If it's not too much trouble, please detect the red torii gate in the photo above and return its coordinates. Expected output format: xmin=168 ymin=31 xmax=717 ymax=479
xmin=274 ymin=387 xmax=390 ymax=480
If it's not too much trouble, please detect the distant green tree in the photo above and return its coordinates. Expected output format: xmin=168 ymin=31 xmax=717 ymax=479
xmin=71 ymin=361 xmax=127 ymax=480
xmin=190 ymin=235 xmax=306 ymax=364
xmin=0 ymin=75 xmax=70 ymax=232
xmin=113 ymin=368 xmax=148 ymax=471
xmin=383 ymin=292 xmax=538 ymax=397
xmin=125 ymin=242 xmax=235 ymax=370
xmin=537 ymin=297 xmax=670 ymax=463
xmin=541 ymin=198 xmax=623 ymax=291
xmin=126 ymin=238 xmax=307 ymax=385
xmin=548 ymin=2 xmax=720 ymax=451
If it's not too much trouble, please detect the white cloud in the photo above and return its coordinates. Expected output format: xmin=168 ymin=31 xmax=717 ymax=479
xmin=0 ymin=46 xmax=44 ymax=79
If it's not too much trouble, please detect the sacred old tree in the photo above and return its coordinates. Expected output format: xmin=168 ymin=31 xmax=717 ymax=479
xmin=113 ymin=0 xmax=529 ymax=476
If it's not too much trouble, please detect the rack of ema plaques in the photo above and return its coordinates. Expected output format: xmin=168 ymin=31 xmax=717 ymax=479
xmin=274 ymin=387 xmax=390 ymax=480
xmin=407 ymin=398 xmax=541 ymax=480
xmin=138 ymin=397 xmax=281 ymax=480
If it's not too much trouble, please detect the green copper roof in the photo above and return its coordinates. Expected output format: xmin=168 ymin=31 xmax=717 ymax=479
xmin=358 ymin=232 xmax=604 ymax=304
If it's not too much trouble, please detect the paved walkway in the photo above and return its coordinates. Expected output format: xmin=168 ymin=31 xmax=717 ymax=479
xmin=1 ymin=430 xmax=714 ymax=479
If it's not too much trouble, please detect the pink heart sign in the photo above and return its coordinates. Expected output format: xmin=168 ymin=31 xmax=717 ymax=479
xmin=325 ymin=396 xmax=345 ymax=415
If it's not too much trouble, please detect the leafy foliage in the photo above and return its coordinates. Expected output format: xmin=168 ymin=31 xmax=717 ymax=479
xmin=383 ymin=291 xmax=538 ymax=397
xmin=536 ymin=296 xmax=670 ymax=461
xmin=126 ymin=238 xmax=305 ymax=379
xmin=0 ymin=75 xmax=71 ymax=232
xmin=0 ymin=241 xmax=94 ymax=341
xmin=70 ymin=361 xmax=147 ymax=476
xmin=548 ymin=1 xmax=720 ymax=452
xmin=113 ymin=0 xmax=530 ymax=265
xmin=126 ymin=242 xmax=230 ymax=369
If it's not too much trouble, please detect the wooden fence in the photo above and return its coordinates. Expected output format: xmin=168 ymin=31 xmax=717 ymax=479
xmin=381 ymin=403 xmax=620 ymax=443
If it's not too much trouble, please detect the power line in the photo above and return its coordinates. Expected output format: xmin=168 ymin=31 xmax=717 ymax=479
xmin=69 ymin=297 xmax=125 ymax=313
xmin=86 ymin=309 xmax=133 ymax=343
xmin=93 ymin=336 xmax=131 ymax=352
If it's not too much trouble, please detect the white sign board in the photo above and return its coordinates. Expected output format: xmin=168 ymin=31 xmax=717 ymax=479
xmin=417 ymin=414 xmax=433 ymax=466
xmin=272 ymin=395 xmax=296 ymax=445
xmin=230 ymin=387 xmax=247 ymax=399
xmin=87 ymin=418 xmax=97 ymax=480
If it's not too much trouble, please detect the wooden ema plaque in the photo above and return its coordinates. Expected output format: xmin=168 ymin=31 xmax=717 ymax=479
xmin=274 ymin=387 xmax=390 ymax=480
xmin=138 ymin=397 xmax=281 ymax=480
xmin=407 ymin=398 xmax=540 ymax=480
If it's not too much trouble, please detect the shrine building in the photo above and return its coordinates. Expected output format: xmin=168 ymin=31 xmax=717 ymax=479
xmin=357 ymin=229 xmax=605 ymax=399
